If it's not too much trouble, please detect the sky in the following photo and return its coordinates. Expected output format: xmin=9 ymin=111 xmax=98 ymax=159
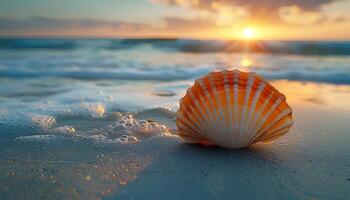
xmin=0 ymin=0 xmax=350 ymax=40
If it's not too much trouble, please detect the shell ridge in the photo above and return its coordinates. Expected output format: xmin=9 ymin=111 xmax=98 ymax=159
xmin=177 ymin=118 xmax=209 ymax=142
xmin=177 ymin=108 xmax=206 ymax=137
xmin=177 ymin=112 xmax=202 ymax=137
xmin=177 ymin=114 xmax=223 ymax=145
xmin=185 ymin=103 xmax=211 ymax=137
xmin=252 ymin=95 xmax=284 ymax=134
xmin=223 ymin=72 xmax=233 ymax=144
xmin=198 ymin=78 xmax=224 ymax=135
xmin=248 ymin=96 xmax=284 ymax=143
xmin=219 ymin=71 xmax=230 ymax=136
xmin=245 ymin=92 xmax=274 ymax=141
xmin=198 ymin=94 xmax=220 ymax=135
xmin=209 ymin=74 xmax=226 ymax=136
xmin=264 ymin=122 xmax=293 ymax=140
xmin=188 ymin=90 xmax=213 ymax=135
xmin=189 ymin=82 xmax=214 ymax=132
xmin=257 ymin=123 xmax=292 ymax=143
xmin=196 ymin=79 xmax=219 ymax=132
xmin=197 ymin=94 xmax=217 ymax=134
xmin=255 ymin=108 xmax=292 ymax=136
xmin=176 ymin=123 xmax=198 ymax=138
xmin=239 ymin=73 xmax=255 ymax=143
xmin=177 ymin=121 xmax=200 ymax=140
xmin=248 ymin=108 xmax=292 ymax=145
xmin=177 ymin=124 xmax=209 ymax=143
xmin=233 ymin=71 xmax=239 ymax=143
xmin=197 ymin=79 xmax=216 ymax=132
xmin=180 ymin=102 xmax=215 ymax=141
xmin=243 ymin=81 xmax=266 ymax=141
xmin=264 ymin=118 xmax=293 ymax=136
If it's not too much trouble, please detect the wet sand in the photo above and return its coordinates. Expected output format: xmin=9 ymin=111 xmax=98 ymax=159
xmin=0 ymin=81 xmax=350 ymax=200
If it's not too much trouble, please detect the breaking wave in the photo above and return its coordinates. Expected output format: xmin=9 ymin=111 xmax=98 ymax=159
xmin=1 ymin=38 xmax=350 ymax=55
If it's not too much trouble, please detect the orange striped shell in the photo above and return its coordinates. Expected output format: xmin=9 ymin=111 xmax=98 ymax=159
xmin=176 ymin=70 xmax=293 ymax=148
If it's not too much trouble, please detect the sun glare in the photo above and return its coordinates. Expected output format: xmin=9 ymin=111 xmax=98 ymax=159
xmin=241 ymin=58 xmax=252 ymax=67
xmin=243 ymin=27 xmax=255 ymax=39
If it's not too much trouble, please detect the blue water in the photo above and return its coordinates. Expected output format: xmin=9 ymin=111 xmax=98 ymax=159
xmin=1 ymin=38 xmax=350 ymax=83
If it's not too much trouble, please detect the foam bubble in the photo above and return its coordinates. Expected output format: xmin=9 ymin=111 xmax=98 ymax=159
xmin=54 ymin=102 xmax=107 ymax=119
xmin=14 ymin=134 xmax=59 ymax=143
xmin=89 ymin=134 xmax=106 ymax=141
xmin=9 ymin=110 xmax=174 ymax=146
xmin=82 ymin=102 xmax=106 ymax=118
xmin=105 ymin=112 xmax=123 ymax=121
xmin=115 ymin=135 xmax=138 ymax=144
xmin=0 ymin=113 xmax=56 ymax=138
xmin=31 ymin=114 xmax=56 ymax=129
xmin=49 ymin=126 xmax=75 ymax=135
xmin=107 ymin=114 xmax=170 ymax=140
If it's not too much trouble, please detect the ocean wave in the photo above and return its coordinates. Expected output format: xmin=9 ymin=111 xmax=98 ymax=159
xmin=0 ymin=38 xmax=78 ymax=50
xmin=0 ymin=67 xmax=210 ymax=80
xmin=160 ymin=40 xmax=350 ymax=55
xmin=257 ymin=69 xmax=350 ymax=85
xmin=1 ymin=38 xmax=350 ymax=55
xmin=1 ymin=66 xmax=350 ymax=85
xmin=105 ymin=38 xmax=178 ymax=50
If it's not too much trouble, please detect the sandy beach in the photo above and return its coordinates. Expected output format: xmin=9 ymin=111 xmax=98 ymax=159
xmin=1 ymin=77 xmax=349 ymax=199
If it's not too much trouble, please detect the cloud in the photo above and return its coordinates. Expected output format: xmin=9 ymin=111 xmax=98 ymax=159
xmin=162 ymin=17 xmax=218 ymax=30
xmin=0 ymin=16 xmax=220 ymax=37
xmin=157 ymin=0 xmax=335 ymax=11
xmin=0 ymin=17 xmax=153 ymax=32
xmin=154 ymin=0 xmax=344 ymax=25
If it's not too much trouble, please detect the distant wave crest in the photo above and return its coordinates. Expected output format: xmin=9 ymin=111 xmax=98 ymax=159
xmin=1 ymin=38 xmax=350 ymax=55
xmin=1 ymin=67 xmax=350 ymax=85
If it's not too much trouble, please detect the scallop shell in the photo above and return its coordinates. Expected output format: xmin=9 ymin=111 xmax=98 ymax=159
xmin=176 ymin=70 xmax=293 ymax=148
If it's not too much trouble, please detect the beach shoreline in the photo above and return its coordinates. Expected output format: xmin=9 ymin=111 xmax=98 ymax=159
xmin=0 ymin=95 xmax=349 ymax=199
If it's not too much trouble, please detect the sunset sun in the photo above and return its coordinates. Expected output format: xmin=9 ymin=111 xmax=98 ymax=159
xmin=242 ymin=27 xmax=255 ymax=39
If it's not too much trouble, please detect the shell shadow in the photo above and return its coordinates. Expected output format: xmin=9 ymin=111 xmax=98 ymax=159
xmin=114 ymin=140 xmax=288 ymax=200
xmin=173 ymin=142 xmax=278 ymax=162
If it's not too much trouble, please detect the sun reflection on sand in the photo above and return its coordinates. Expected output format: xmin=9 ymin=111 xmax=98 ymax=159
xmin=240 ymin=58 xmax=253 ymax=67
xmin=272 ymin=80 xmax=350 ymax=112
xmin=0 ymin=147 xmax=152 ymax=199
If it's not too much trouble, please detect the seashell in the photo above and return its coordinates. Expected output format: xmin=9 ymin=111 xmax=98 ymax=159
xmin=176 ymin=70 xmax=293 ymax=148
